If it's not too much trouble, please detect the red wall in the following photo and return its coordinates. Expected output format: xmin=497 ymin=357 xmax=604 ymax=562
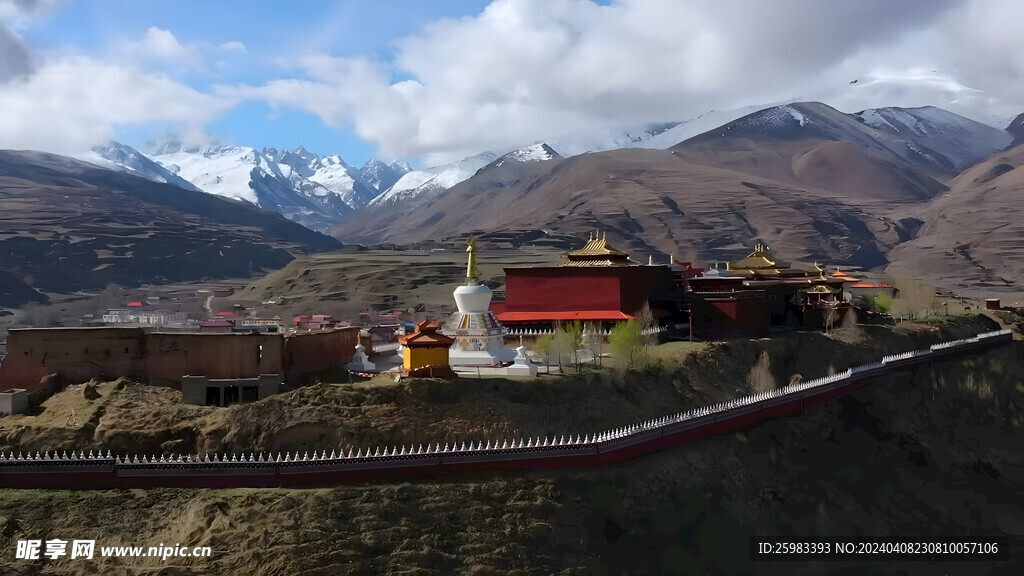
xmin=0 ymin=328 xmax=147 ymax=394
xmin=504 ymin=269 xmax=622 ymax=312
xmin=502 ymin=267 xmax=672 ymax=315
xmin=693 ymin=293 xmax=769 ymax=338
xmin=283 ymin=328 xmax=359 ymax=385
xmin=0 ymin=327 xmax=359 ymax=392
xmin=146 ymin=333 xmax=283 ymax=384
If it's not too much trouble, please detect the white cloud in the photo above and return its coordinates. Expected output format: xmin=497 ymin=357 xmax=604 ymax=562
xmin=0 ymin=0 xmax=63 ymax=28
xmin=138 ymin=26 xmax=189 ymax=60
xmin=229 ymin=0 xmax=1023 ymax=164
xmin=0 ymin=55 xmax=235 ymax=156
xmin=218 ymin=40 xmax=246 ymax=53
xmin=3 ymin=0 xmax=1022 ymax=165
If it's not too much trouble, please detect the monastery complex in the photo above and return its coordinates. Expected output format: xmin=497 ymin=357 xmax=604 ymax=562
xmin=0 ymin=233 xmax=905 ymax=412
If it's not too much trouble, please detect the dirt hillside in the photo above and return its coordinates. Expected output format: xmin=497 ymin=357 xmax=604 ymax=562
xmin=0 ymin=314 xmax=1021 ymax=574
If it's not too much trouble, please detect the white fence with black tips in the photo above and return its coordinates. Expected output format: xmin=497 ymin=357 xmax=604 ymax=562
xmin=0 ymin=330 xmax=1011 ymax=470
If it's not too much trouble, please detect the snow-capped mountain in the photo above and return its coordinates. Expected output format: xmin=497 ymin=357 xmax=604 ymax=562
xmin=852 ymin=106 xmax=1013 ymax=171
xmin=88 ymin=142 xmax=200 ymax=191
xmin=370 ymin=151 xmax=499 ymax=206
xmin=148 ymin=144 xmax=354 ymax=233
xmin=549 ymin=105 xmax=770 ymax=156
xmin=678 ymin=102 xmax=1012 ymax=175
xmin=489 ymin=143 xmax=561 ymax=169
xmin=264 ymin=146 xmax=379 ymax=209
xmin=359 ymin=158 xmax=411 ymax=194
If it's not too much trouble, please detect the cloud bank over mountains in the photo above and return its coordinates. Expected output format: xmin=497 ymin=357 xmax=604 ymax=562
xmin=1 ymin=0 xmax=1022 ymax=164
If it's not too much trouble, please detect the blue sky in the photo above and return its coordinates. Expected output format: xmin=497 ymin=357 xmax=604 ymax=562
xmin=1 ymin=0 xmax=1020 ymax=167
xmin=16 ymin=0 xmax=490 ymax=166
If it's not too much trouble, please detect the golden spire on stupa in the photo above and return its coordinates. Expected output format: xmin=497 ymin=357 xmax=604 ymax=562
xmin=466 ymin=236 xmax=481 ymax=280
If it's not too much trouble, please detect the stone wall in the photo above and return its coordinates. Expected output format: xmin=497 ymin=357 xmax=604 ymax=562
xmin=0 ymin=388 xmax=28 ymax=416
xmin=0 ymin=328 xmax=147 ymax=394
xmin=147 ymin=333 xmax=283 ymax=385
xmin=181 ymin=374 xmax=280 ymax=406
xmin=283 ymin=328 xmax=360 ymax=385
xmin=0 ymin=327 xmax=358 ymax=392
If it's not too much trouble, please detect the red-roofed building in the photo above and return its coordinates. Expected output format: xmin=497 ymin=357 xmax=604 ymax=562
xmin=397 ymin=321 xmax=455 ymax=372
xmin=830 ymin=268 xmax=860 ymax=284
xmin=293 ymin=314 xmax=336 ymax=331
xmin=847 ymin=282 xmax=899 ymax=301
xmin=127 ymin=301 xmax=145 ymax=308
xmin=200 ymin=320 xmax=235 ymax=333
xmin=490 ymin=235 xmax=673 ymax=329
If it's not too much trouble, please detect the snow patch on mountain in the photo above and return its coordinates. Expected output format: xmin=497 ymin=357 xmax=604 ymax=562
xmin=730 ymin=105 xmax=815 ymax=132
xmin=550 ymin=105 xmax=773 ymax=155
xmin=508 ymin=143 xmax=556 ymax=162
xmin=359 ymin=158 xmax=411 ymax=194
xmin=371 ymin=151 xmax=498 ymax=206
xmin=153 ymin=146 xmax=263 ymax=204
xmin=489 ymin=143 xmax=562 ymax=168
xmin=854 ymin=106 xmax=1013 ymax=170
xmin=264 ymin=146 xmax=378 ymax=209
xmin=88 ymin=142 xmax=200 ymax=191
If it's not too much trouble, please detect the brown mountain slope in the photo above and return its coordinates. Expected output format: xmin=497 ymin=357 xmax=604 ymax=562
xmin=887 ymin=144 xmax=1024 ymax=293
xmin=1009 ymin=112 xmax=1024 ymax=146
xmin=336 ymin=148 xmax=917 ymax=269
xmin=670 ymin=102 xmax=948 ymax=208
xmin=0 ymin=150 xmax=341 ymax=308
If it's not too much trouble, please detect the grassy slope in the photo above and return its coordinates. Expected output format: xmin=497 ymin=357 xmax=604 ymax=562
xmin=1 ymin=314 xmax=1022 ymax=574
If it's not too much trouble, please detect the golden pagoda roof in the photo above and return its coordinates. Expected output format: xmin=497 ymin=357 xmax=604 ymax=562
xmin=566 ymin=232 xmax=630 ymax=257
xmin=560 ymin=232 xmax=633 ymax=267
xmin=726 ymin=242 xmax=777 ymax=271
xmin=559 ymin=257 xmax=635 ymax=267
xmin=803 ymin=284 xmax=840 ymax=294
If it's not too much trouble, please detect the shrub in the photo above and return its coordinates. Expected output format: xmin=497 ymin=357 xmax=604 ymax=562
xmin=748 ymin=351 xmax=776 ymax=393
xmin=609 ymin=319 xmax=645 ymax=370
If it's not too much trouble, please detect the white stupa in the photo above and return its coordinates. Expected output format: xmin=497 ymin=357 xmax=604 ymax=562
xmin=444 ymin=238 xmax=517 ymax=366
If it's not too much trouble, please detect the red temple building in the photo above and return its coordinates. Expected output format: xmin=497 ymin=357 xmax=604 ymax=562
xmin=682 ymin=244 xmax=848 ymax=337
xmin=490 ymin=233 xmax=674 ymax=330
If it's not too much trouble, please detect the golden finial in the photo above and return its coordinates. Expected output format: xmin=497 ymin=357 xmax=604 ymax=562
xmin=466 ymin=236 xmax=481 ymax=280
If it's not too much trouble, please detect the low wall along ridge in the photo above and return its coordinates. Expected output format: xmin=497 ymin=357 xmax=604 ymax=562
xmin=0 ymin=329 xmax=1012 ymax=489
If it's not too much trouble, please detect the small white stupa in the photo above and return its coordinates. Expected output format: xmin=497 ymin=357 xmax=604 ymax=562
xmin=444 ymin=237 xmax=517 ymax=366
xmin=506 ymin=345 xmax=537 ymax=376
xmin=345 ymin=344 xmax=375 ymax=371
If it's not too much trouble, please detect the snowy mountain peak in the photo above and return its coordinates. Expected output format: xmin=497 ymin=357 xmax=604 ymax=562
xmin=88 ymin=141 xmax=200 ymax=191
xmin=359 ymin=158 xmax=412 ymax=193
xmin=490 ymin=143 xmax=562 ymax=168
xmin=853 ymin=106 xmax=1013 ymax=170
xmin=370 ymin=151 xmax=497 ymax=207
xmin=507 ymin=143 xmax=560 ymax=162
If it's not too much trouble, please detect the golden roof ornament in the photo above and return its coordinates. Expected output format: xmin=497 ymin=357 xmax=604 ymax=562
xmin=466 ymin=236 xmax=481 ymax=281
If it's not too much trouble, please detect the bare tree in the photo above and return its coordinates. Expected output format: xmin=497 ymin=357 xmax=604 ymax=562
xmin=635 ymin=301 xmax=656 ymax=349
xmin=748 ymin=351 xmax=777 ymax=394
xmin=887 ymin=270 xmax=937 ymax=321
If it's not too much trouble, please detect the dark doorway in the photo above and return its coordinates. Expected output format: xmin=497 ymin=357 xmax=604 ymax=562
xmin=242 ymin=386 xmax=259 ymax=403
xmin=205 ymin=387 xmax=221 ymax=407
xmin=223 ymin=386 xmax=240 ymax=406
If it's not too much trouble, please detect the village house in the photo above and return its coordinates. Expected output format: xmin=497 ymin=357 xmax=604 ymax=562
xmin=200 ymin=320 xmax=235 ymax=333
xmin=293 ymin=314 xmax=337 ymax=331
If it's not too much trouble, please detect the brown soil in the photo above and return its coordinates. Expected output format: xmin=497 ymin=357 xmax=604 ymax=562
xmin=1 ymin=314 xmax=1021 ymax=574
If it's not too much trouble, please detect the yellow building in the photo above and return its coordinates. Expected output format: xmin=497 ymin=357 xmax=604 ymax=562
xmin=398 ymin=321 xmax=455 ymax=372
